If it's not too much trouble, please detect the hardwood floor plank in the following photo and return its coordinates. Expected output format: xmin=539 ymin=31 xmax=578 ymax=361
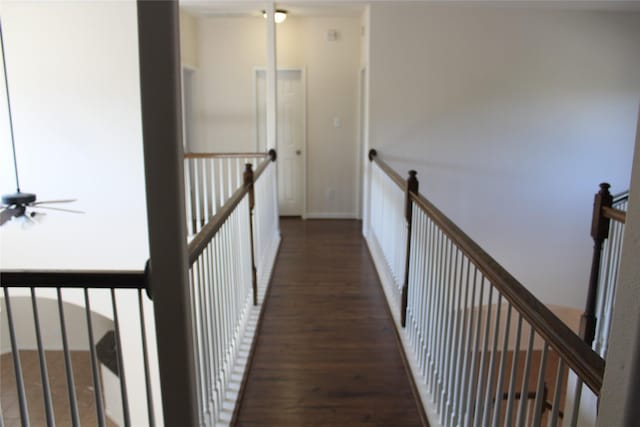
xmin=233 ymin=219 xmax=427 ymax=426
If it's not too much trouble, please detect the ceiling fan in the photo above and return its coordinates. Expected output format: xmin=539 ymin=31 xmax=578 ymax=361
xmin=0 ymin=21 xmax=82 ymax=227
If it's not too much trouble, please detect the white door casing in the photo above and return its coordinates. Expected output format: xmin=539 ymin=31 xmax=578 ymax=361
xmin=255 ymin=68 xmax=306 ymax=216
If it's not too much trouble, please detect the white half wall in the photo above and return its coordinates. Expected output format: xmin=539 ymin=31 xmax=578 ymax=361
xmin=368 ymin=4 xmax=640 ymax=308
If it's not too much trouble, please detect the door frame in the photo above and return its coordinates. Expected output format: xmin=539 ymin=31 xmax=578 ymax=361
xmin=356 ymin=66 xmax=367 ymax=220
xmin=253 ymin=67 xmax=307 ymax=218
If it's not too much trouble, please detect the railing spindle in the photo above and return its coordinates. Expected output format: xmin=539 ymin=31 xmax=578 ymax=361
xmin=491 ymin=303 xmax=512 ymax=427
xmin=459 ymin=265 xmax=476 ymax=425
xmin=465 ymin=274 xmax=484 ymax=426
xmin=444 ymin=246 xmax=460 ymax=423
xmin=110 ymin=289 xmax=131 ymax=427
xmin=56 ymin=288 xmax=80 ymax=426
xmin=481 ymin=294 xmax=502 ymax=426
xmin=568 ymin=378 xmax=583 ymax=427
xmin=516 ymin=327 xmax=535 ymax=427
xmin=30 ymin=288 xmax=55 ymax=426
xmin=137 ymin=289 xmax=156 ymax=426
xmin=3 ymin=289 xmax=30 ymax=426
xmin=451 ymin=256 xmax=470 ymax=426
xmin=83 ymin=289 xmax=106 ymax=427
xmin=473 ymin=283 xmax=493 ymax=427
xmin=504 ymin=313 xmax=523 ymax=425
xmin=531 ymin=343 xmax=549 ymax=426
xmin=549 ymin=359 xmax=565 ymax=426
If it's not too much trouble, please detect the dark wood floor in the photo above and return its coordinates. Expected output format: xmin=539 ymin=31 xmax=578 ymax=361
xmin=234 ymin=219 xmax=427 ymax=426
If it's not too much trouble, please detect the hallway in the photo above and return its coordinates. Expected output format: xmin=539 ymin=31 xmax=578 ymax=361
xmin=233 ymin=219 xmax=427 ymax=426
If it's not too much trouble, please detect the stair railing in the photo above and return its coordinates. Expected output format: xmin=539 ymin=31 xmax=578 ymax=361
xmin=580 ymin=184 xmax=628 ymax=357
xmin=0 ymin=150 xmax=280 ymax=427
xmin=186 ymin=149 xmax=279 ymax=425
xmin=184 ymin=152 xmax=270 ymax=236
xmin=0 ymin=269 xmax=159 ymax=426
xmin=367 ymin=149 xmax=604 ymax=427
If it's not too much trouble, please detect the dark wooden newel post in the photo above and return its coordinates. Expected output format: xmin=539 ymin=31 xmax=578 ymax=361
xmin=580 ymin=182 xmax=613 ymax=346
xmin=244 ymin=163 xmax=258 ymax=306
xmin=402 ymin=170 xmax=419 ymax=328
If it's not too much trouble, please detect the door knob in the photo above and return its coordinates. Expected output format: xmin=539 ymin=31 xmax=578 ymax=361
xmin=296 ymin=150 xmax=301 ymax=155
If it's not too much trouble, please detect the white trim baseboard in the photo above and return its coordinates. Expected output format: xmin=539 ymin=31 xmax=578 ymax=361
xmin=304 ymin=212 xmax=359 ymax=219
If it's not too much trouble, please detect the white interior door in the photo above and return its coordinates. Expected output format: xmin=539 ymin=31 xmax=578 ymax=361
xmin=256 ymin=69 xmax=304 ymax=216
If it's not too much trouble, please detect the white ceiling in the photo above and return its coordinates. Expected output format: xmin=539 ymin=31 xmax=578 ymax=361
xmin=180 ymin=0 xmax=366 ymax=16
xmin=180 ymin=0 xmax=640 ymax=18
xmin=180 ymin=1 xmax=367 ymax=18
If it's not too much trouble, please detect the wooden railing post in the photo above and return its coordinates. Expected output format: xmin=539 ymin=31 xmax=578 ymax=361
xmin=244 ymin=163 xmax=258 ymax=306
xmin=580 ymin=182 xmax=613 ymax=346
xmin=402 ymin=170 xmax=419 ymax=328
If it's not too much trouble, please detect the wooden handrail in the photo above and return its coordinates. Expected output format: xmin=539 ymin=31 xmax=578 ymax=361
xmin=410 ymin=191 xmax=605 ymax=393
xmin=187 ymin=153 xmax=276 ymax=266
xmin=184 ymin=152 xmax=269 ymax=159
xmin=0 ymin=270 xmax=146 ymax=288
xmin=602 ymin=206 xmax=626 ymax=224
xmin=254 ymin=149 xmax=277 ymax=182
xmin=187 ymin=176 xmax=250 ymax=265
xmin=368 ymin=149 xmax=407 ymax=190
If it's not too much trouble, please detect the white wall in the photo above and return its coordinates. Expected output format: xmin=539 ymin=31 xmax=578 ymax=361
xmin=180 ymin=10 xmax=199 ymax=69
xmin=0 ymin=1 xmax=148 ymax=270
xmin=194 ymin=16 xmax=265 ymax=153
xmin=368 ymin=4 xmax=640 ymax=308
xmin=193 ymin=14 xmax=361 ymax=217
xmin=278 ymin=16 xmax=362 ymax=218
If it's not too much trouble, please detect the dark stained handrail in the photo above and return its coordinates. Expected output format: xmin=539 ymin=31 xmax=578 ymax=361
xmin=0 ymin=270 xmax=146 ymax=288
xmin=368 ymin=148 xmax=604 ymax=394
xmin=187 ymin=178 xmax=249 ymax=265
xmin=602 ymin=206 xmax=626 ymax=224
xmin=254 ymin=149 xmax=277 ymax=181
xmin=184 ymin=152 xmax=269 ymax=159
xmin=368 ymin=149 xmax=407 ymax=190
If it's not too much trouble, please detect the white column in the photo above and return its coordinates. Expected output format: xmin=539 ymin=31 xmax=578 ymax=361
xmin=265 ymin=2 xmax=277 ymax=151
xmin=361 ymin=5 xmax=371 ymax=236
xmin=137 ymin=1 xmax=198 ymax=425
xmin=598 ymin=107 xmax=640 ymax=425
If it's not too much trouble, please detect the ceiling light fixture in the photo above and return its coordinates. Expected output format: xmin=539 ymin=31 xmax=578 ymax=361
xmin=262 ymin=9 xmax=287 ymax=24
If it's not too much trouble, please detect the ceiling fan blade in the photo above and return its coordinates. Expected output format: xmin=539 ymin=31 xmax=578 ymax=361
xmin=31 ymin=199 xmax=77 ymax=205
xmin=31 ymin=205 xmax=84 ymax=214
xmin=1 ymin=207 xmax=21 ymax=226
